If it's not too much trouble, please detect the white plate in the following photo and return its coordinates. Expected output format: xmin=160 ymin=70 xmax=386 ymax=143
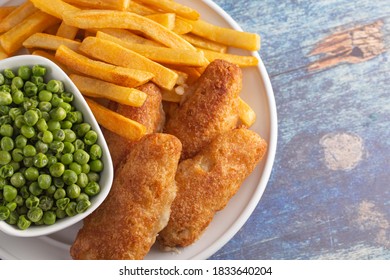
xmin=0 ymin=0 xmax=277 ymax=259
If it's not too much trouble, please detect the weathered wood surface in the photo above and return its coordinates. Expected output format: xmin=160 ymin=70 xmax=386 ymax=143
xmin=210 ymin=0 xmax=390 ymax=259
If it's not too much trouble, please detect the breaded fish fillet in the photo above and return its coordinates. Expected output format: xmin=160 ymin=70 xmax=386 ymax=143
xmin=164 ymin=59 xmax=242 ymax=160
xmin=102 ymin=82 xmax=165 ymax=168
xmin=157 ymin=128 xmax=267 ymax=248
xmin=70 ymin=133 xmax=182 ymax=260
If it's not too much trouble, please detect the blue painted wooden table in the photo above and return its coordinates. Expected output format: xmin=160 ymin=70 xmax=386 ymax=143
xmin=210 ymin=0 xmax=390 ymax=260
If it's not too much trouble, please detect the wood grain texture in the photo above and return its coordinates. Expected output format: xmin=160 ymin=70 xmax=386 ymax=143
xmin=209 ymin=0 xmax=390 ymax=260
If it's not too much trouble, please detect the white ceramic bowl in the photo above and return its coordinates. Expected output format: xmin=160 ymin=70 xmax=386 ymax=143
xmin=0 ymin=55 xmax=114 ymax=237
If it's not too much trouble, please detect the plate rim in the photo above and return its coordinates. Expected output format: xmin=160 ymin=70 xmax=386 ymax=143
xmin=0 ymin=0 xmax=278 ymax=260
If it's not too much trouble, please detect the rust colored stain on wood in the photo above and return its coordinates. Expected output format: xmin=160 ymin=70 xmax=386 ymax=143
xmin=308 ymin=21 xmax=386 ymax=71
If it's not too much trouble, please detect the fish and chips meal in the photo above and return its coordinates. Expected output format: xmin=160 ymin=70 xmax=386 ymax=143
xmin=0 ymin=0 xmax=268 ymax=259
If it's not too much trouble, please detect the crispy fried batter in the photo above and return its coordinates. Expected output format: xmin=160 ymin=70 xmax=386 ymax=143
xmin=157 ymin=128 xmax=267 ymax=248
xmin=164 ymin=59 xmax=242 ymax=160
xmin=70 ymin=133 xmax=182 ymax=259
xmin=102 ymin=82 xmax=165 ymax=168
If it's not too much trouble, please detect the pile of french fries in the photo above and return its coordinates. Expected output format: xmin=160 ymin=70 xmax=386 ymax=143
xmin=0 ymin=0 xmax=260 ymax=141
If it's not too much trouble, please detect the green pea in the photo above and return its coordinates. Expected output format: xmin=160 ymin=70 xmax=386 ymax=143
xmin=52 ymin=129 xmax=65 ymax=141
xmin=38 ymin=174 xmax=51 ymax=189
xmin=33 ymin=153 xmax=49 ymax=168
xmin=73 ymin=149 xmax=90 ymax=165
xmin=89 ymin=159 xmax=104 ymax=172
xmin=24 ymin=167 xmax=39 ymax=181
xmin=28 ymin=182 xmax=42 ymax=196
xmin=56 ymin=197 xmax=70 ymax=211
xmin=45 ymin=185 xmax=56 ymax=195
xmin=32 ymin=65 xmax=46 ymax=77
xmin=42 ymin=130 xmax=53 ymax=143
xmin=63 ymin=143 xmax=74 ymax=155
xmin=59 ymin=101 xmax=71 ymax=112
xmin=76 ymin=193 xmax=89 ymax=202
xmin=50 ymin=94 xmax=63 ymax=107
xmin=3 ymin=69 xmax=15 ymax=79
xmin=27 ymin=207 xmax=43 ymax=222
xmin=60 ymin=92 xmax=73 ymax=102
xmin=25 ymin=196 xmax=39 ymax=209
xmin=49 ymin=107 xmax=67 ymax=121
xmin=24 ymin=81 xmax=38 ymax=97
xmin=76 ymin=199 xmax=91 ymax=214
xmin=84 ymin=130 xmax=98 ymax=145
xmin=73 ymin=139 xmax=85 ymax=151
xmin=38 ymin=101 xmax=52 ymax=112
xmin=63 ymin=169 xmax=78 ymax=185
xmin=65 ymin=201 xmax=77 ymax=217
xmin=20 ymin=186 xmax=29 ymax=199
xmin=14 ymin=195 xmax=24 ymax=206
xmin=3 ymin=185 xmax=17 ymax=202
xmin=46 ymin=80 xmax=64 ymax=93
xmin=66 ymin=184 xmax=81 ymax=199
xmin=23 ymin=157 xmax=33 ymax=168
xmin=15 ymin=135 xmax=27 ymax=148
xmin=60 ymin=120 xmax=72 ymax=129
xmin=17 ymin=215 xmax=31 ymax=230
xmin=0 ymin=150 xmax=12 ymax=165
xmin=12 ymin=90 xmax=24 ymax=104
xmin=6 ymin=201 xmax=17 ymax=212
xmin=84 ymin=181 xmax=100 ymax=196
xmin=9 ymin=161 xmax=19 ymax=173
xmin=23 ymin=145 xmax=36 ymax=157
xmin=47 ymin=120 xmax=60 ymax=132
xmin=69 ymin=162 xmax=82 ymax=175
xmin=49 ymin=141 xmax=64 ymax=153
xmin=30 ymin=75 xmax=43 ymax=85
xmin=0 ymin=91 xmax=13 ymax=105
xmin=0 ymin=136 xmax=14 ymax=151
xmin=35 ymin=140 xmax=49 ymax=153
xmin=49 ymin=162 xmax=65 ymax=177
xmin=24 ymin=109 xmax=39 ymax=126
xmin=64 ymin=129 xmax=76 ymax=142
xmin=7 ymin=211 xmax=19 ymax=225
xmin=54 ymin=188 xmax=66 ymax=200
xmin=87 ymin=172 xmax=100 ymax=183
xmin=39 ymin=195 xmax=53 ymax=211
xmin=0 ymin=164 xmax=14 ymax=179
xmin=38 ymin=90 xmax=52 ymax=102
xmin=75 ymin=123 xmax=91 ymax=137
xmin=8 ymin=107 xmax=23 ymax=121
xmin=10 ymin=172 xmax=26 ymax=188
xmin=81 ymin=163 xmax=90 ymax=174
xmin=17 ymin=205 xmax=28 ymax=215
xmin=56 ymin=208 xmax=66 ymax=219
xmin=0 ymin=205 xmax=11 ymax=221
xmin=47 ymin=155 xmax=57 ymax=167
xmin=20 ymin=125 xmax=35 ymax=138
xmin=60 ymin=153 xmax=73 ymax=165
xmin=43 ymin=210 xmax=56 ymax=225
xmin=11 ymin=76 xmax=24 ymax=89
xmin=18 ymin=66 xmax=32 ymax=80
xmin=0 ymin=73 xmax=4 ymax=85
xmin=0 ymin=123 xmax=14 ymax=137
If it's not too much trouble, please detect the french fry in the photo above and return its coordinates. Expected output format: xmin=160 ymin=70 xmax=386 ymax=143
xmin=127 ymin=1 xmax=155 ymax=15
xmin=32 ymin=50 xmax=74 ymax=75
xmin=173 ymin=17 xmax=193 ymax=35
xmin=161 ymin=87 xmax=183 ymax=103
xmin=23 ymin=33 xmax=81 ymax=51
xmin=200 ymin=48 xmax=259 ymax=67
xmin=165 ymin=64 xmax=201 ymax=85
xmin=146 ymin=13 xmax=175 ymax=30
xmin=93 ymin=28 xmax=163 ymax=47
xmin=135 ymin=0 xmax=200 ymax=20
xmin=0 ymin=11 xmax=60 ymax=55
xmin=62 ymin=0 xmax=130 ymax=10
xmin=238 ymin=98 xmax=256 ymax=127
xmin=56 ymin=21 xmax=79 ymax=39
xmin=85 ymin=97 xmax=147 ymax=141
xmin=79 ymin=36 xmax=178 ymax=90
xmin=70 ymin=74 xmax=147 ymax=107
xmin=188 ymin=19 xmax=261 ymax=51
xmin=62 ymin=9 xmax=196 ymax=50
xmin=0 ymin=45 xmax=8 ymax=60
xmin=181 ymin=33 xmax=227 ymax=53
xmin=0 ymin=2 xmax=37 ymax=33
xmin=29 ymin=0 xmax=80 ymax=20
xmin=96 ymin=31 xmax=208 ymax=67
xmin=55 ymin=45 xmax=154 ymax=88
xmin=0 ymin=6 xmax=17 ymax=21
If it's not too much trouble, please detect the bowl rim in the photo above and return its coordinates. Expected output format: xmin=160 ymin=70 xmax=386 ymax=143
xmin=0 ymin=54 xmax=114 ymax=237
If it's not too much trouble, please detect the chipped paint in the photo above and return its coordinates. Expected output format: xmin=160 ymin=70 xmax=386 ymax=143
xmin=320 ymin=132 xmax=365 ymax=171
xmin=308 ymin=21 xmax=386 ymax=71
